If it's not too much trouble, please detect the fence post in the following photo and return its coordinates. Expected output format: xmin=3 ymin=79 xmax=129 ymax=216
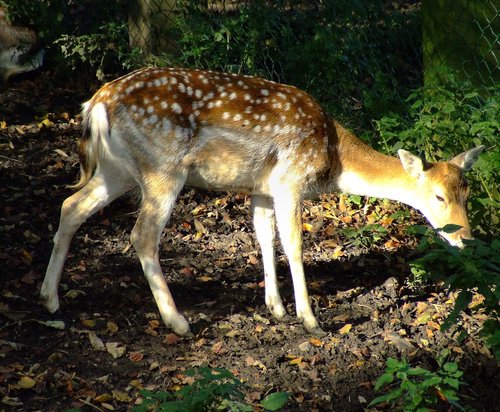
xmin=128 ymin=0 xmax=177 ymax=56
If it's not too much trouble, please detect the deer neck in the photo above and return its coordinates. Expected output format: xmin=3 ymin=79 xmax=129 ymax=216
xmin=332 ymin=122 xmax=418 ymax=209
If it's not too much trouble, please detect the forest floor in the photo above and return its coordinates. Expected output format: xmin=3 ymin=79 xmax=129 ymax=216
xmin=0 ymin=74 xmax=498 ymax=411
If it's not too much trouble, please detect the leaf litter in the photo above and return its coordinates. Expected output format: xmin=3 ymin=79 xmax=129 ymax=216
xmin=0 ymin=74 xmax=498 ymax=411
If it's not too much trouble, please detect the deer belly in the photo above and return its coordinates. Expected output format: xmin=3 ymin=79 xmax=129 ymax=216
xmin=186 ymin=155 xmax=259 ymax=192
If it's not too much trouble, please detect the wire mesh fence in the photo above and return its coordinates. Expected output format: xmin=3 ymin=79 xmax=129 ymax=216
xmin=5 ymin=0 xmax=498 ymax=122
xmin=423 ymin=0 xmax=499 ymax=92
xmin=125 ymin=0 xmax=497 ymax=120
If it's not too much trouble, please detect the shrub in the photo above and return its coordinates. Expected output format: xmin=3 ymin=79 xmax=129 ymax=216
xmin=411 ymin=228 xmax=500 ymax=359
xmin=370 ymin=355 xmax=465 ymax=411
xmin=374 ymin=69 xmax=499 ymax=239
xmin=132 ymin=367 xmax=289 ymax=412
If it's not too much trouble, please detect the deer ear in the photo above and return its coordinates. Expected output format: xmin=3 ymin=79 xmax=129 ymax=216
xmin=450 ymin=146 xmax=485 ymax=171
xmin=398 ymin=149 xmax=425 ymax=178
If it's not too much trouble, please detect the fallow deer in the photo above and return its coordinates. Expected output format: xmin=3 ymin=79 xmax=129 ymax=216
xmin=40 ymin=67 xmax=484 ymax=335
xmin=0 ymin=7 xmax=44 ymax=82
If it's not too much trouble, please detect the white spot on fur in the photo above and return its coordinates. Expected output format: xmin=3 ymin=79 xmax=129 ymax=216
xmin=171 ymin=102 xmax=182 ymax=114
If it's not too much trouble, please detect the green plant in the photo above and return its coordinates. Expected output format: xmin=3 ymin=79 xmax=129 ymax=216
xmin=410 ymin=227 xmax=500 ymax=359
xmin=56 ymin=22 xmax=143 ymax=80
xmin=340 ymin=224 xmax=388 ymax=249
xmin=132 ymin=367 xmax=289 ymax=412
xmin=370 ymin=355 xmax=465 ymax=411
xmin=374 ymin=69 xmax=499 ymax=239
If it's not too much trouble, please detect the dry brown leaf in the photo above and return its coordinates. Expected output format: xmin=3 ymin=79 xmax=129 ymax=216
xmin=128 ymin=351 xmax=144 ymax=362
xmin=309 ymin=337 xmax=324 ymax=347
xmin=212 ymin=341 xmax=224 ymax=354
xmin=164 ymin=333 xmax=181 ymax=345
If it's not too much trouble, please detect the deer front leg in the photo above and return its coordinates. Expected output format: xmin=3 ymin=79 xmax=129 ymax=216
xmin=251 ymin=194 xmax=286 ymax=320
xmin=131 ymin=178 xmax=190 ymax=336
xmin=272 ymin=187 xmax=323 ymax=335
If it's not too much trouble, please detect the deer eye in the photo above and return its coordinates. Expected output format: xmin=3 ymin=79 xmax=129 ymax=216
xmin=436 ymin=195 xmax=445 ymax=202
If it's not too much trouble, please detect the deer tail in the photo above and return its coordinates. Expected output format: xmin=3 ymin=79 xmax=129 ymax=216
xmin=69 ymin=100 xmax=108 ymax=190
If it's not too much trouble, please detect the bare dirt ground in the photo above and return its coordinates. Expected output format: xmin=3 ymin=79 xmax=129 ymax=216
xmin=1 ymin=75 xmax=498 ymax=411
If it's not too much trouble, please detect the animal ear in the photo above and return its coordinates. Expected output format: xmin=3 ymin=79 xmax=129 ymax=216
xmin=449 ymin=146 xmax=485 ymax=171
xmin=398 ymin=149 xmax=425 ymax=178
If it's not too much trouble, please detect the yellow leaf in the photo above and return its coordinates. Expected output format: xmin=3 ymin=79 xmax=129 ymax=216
xmin=309 ymin=337 xmax=324 ymax=347
xmin=81 ymin=319 xmax=96 ymax=327
xmin=332 ymin=246 xmax=345 ymax=258
xmin=339 ymin=324 xmax=352 ymax=334
xmin=416 ymin=302 xmax=429 ymax=315
xmin=18 ymin=376 xmax=36 ymax=389
xmin=107 ymin=321 xmax=119 ymax=334
xmin=112 ymin=390 xmax=132 ymax=402
xmin=39 ymin=118 xmax=54 ymax=128
xmin=94 ymin=394 xmax=113 ymax=403
xmin=289 ymin=356 xmax=303 ymax=365
xmin=21 ymin=249 xmax=33 ymax=264
xmin=415 ymin=311 xmax=432 ymax=325
xmin=302 ymin=223 xmax=314 ymax=232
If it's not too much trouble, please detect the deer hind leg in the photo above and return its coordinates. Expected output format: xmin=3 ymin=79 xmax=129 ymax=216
xmin=130 ymin=171 xmax=190 ymax=336
xmin=251 ymin=194 xmax=286 ymax=320
xmin=272 ymin=186 xmax=322 ymax=334
xmin=40 ymin=165 xmax=134 ymax=313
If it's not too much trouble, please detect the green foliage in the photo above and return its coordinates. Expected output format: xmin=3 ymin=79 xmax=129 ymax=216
xmin=168 ymin=0 xmax=288 ymax=79
xmin=56 ymin=23 xmax=143 ymax=80
xmin=340 ymin=224 xmax=387 ymax=249
xmin=375 ymin=69 xmax=499 ymax=239
xmin=163 ymin=0 xmax=420 ymax=127
xmin=131 ymin=367 xmax=288 ymax=412
xmin=370 ymin=354 xmax=465 ymax=411
xmin=410 ymin=228 xmax=500 ymax=359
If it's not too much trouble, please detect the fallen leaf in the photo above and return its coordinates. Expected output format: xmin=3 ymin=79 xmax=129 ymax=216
xmin=94 ymin=394 xmax=113 ymax=403
xmin=81 ymin=319 xmax=96 ymax=328
xmin=309 ymin=337 xmax=324 ymax=347
xmin=289 ymin=356 xmax=303 ymax=365
xmin=37 ymin=320 xmax=65 ymax=330
xmin=106 ymin=342 xmax=126 ymax=359
xmin=107 ymin=321 xmax=119 ymax=334
xmin=212 ymin=341 xmax=224 ymax=354
xmin=339 ymin=324 xmax=352 ymax=334
xmin=54 ymin=148 xmax=69 ymax=158
xmin=17 ymin=376 xmax=36 ymax=389
xmin=128 ymin=351 xmax=144 ymax=362
xmin=112 ymin=390 xmax=132 ymax=402
xmin=302 ymin=222 xmax=314 ymax=232
xmin=88 ymin=332 xmax=105 ymax=351
xmin=164 ymin=333 xmax=180 ymax=345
